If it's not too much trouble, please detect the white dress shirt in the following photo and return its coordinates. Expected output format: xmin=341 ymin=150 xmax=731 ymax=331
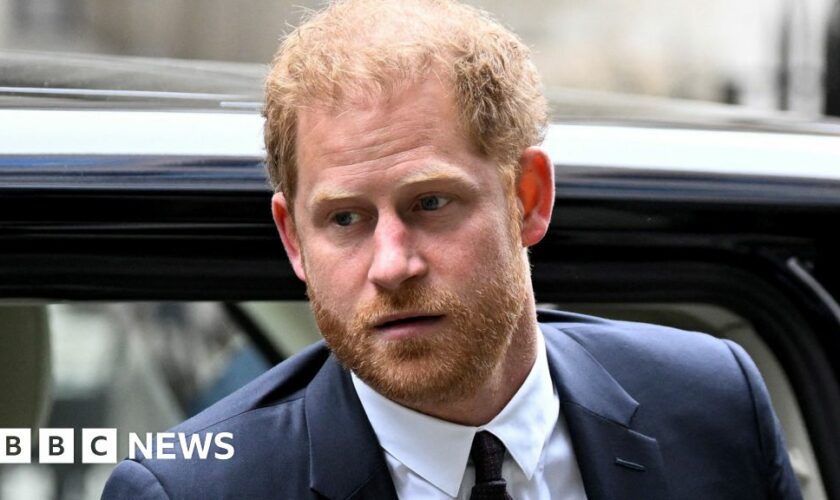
xmin=352 ymin=331 xmax=588 ymax=500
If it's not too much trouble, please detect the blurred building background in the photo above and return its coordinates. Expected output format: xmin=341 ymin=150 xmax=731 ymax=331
xmin=0 ymin=0 xmax=837 ymax=115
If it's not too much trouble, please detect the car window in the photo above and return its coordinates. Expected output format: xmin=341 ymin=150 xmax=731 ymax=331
xmin=0 ymin=302 xmax=278 ymax=500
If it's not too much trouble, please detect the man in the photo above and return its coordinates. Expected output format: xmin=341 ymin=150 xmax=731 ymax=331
xmin=102 ymin=0 xmax=802 ymax=499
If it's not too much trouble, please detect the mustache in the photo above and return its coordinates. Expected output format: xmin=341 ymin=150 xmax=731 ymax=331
xmin=354 ymin=285 xmax=455 ymax=328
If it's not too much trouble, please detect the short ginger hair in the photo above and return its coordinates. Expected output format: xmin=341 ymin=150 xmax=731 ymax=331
xmin=263 ymin=0 xmax=547 ymax=204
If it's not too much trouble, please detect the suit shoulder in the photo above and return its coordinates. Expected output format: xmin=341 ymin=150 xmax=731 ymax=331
xmin=538 ymin=309 xmax=801 ymax=498
xmin=538 ymin=308 xmax=749 ymax=402
xmin=102 ymin=459 xmax=170 ymax=500
xmin=539 ymin=308 xmax=731 ymax=371
xmin=538 ymin=309 xmax=769 ymax=433
xmin=171 ymin=340 xmax=329 ymax=434
xmin=105 ymin=343 xmax=330 ymax=499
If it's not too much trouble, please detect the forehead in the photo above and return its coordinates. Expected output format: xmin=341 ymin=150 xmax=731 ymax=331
xmin=294 ymin=77 xmax=492 ymax=205
xmin=297 ymin=77 xmax=466 ymax=160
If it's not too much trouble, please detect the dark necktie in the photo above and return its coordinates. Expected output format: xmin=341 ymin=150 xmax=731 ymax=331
xmin=469 ymin=431 xmax=513 ymax=500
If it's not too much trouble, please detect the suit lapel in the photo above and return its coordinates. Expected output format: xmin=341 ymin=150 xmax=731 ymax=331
xmin=541 ymin=322 xmax=670 ymax=500
xmin=305 ymin=354 xmax=398 ymax=500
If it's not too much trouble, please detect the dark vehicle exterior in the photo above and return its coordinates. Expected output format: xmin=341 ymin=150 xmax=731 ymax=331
xmin=1 ymin=52 xmax=839 ymax=500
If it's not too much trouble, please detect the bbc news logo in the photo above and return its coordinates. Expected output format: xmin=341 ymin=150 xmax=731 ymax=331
xmin=0 ymin=429 xmax=234 ymax=464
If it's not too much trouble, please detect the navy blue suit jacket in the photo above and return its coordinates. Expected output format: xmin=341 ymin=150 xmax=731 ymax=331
xmin=101 ymin=310 xmax=802 ymax=499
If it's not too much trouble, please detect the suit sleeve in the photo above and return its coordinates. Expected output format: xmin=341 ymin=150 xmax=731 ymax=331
xmin=101 ymin=460 xmax=171 ymax=500
xmin=723 ymin=340 xmax=803 ymax=500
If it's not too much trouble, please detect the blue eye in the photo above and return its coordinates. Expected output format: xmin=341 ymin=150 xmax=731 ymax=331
xmin=333 ymin=212 xmax=360 ymax=226
xmin=418 ymin=195 xmax=450 ymax=211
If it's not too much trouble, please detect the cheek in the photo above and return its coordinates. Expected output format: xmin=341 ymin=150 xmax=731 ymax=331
xmin=303 ymin=239 xmax=370 ymax=301
xmin=429 ymin=213 xmax=513 ymax=280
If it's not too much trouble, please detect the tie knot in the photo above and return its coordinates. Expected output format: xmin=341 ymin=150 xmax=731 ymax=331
xmin=470 ymin=431 xmax=506 ymax=483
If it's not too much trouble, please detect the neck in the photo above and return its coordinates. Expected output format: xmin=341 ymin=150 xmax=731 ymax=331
xmin=404 ymin=298 xmax=539 ymax=426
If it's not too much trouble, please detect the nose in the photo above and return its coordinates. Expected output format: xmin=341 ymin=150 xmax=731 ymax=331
xmin=367 ymin=214 xmax=427 ymax=291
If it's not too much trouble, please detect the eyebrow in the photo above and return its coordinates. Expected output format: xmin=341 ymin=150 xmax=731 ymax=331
xmin=309 ymin=185 xmax=360 ymax=208
xmin=395 ymin=164 xmax=477 ymax=190
xmin=307 ymin=164 xmax=480 ymax=209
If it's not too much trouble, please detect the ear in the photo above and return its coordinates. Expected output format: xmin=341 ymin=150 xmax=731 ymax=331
xmin=271 ymin=192 xmax=307 ymax=282
xmin=516 ymin=147 xmax=554 ymax=247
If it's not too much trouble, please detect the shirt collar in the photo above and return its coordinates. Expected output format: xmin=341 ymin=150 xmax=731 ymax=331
xmin=351 ymin=330 xmax=559 ymax=497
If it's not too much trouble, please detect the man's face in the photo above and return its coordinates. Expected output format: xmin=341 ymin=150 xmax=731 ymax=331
xmin=280 ymin=78 xmax=530 ymax=405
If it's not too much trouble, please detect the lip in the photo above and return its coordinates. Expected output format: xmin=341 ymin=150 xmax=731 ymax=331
xmin=373 ymin=312 xmax=445 ymax=340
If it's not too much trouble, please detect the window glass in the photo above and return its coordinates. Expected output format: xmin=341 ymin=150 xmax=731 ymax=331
xmin=0 ymin=302 xmax=275 ymax=500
